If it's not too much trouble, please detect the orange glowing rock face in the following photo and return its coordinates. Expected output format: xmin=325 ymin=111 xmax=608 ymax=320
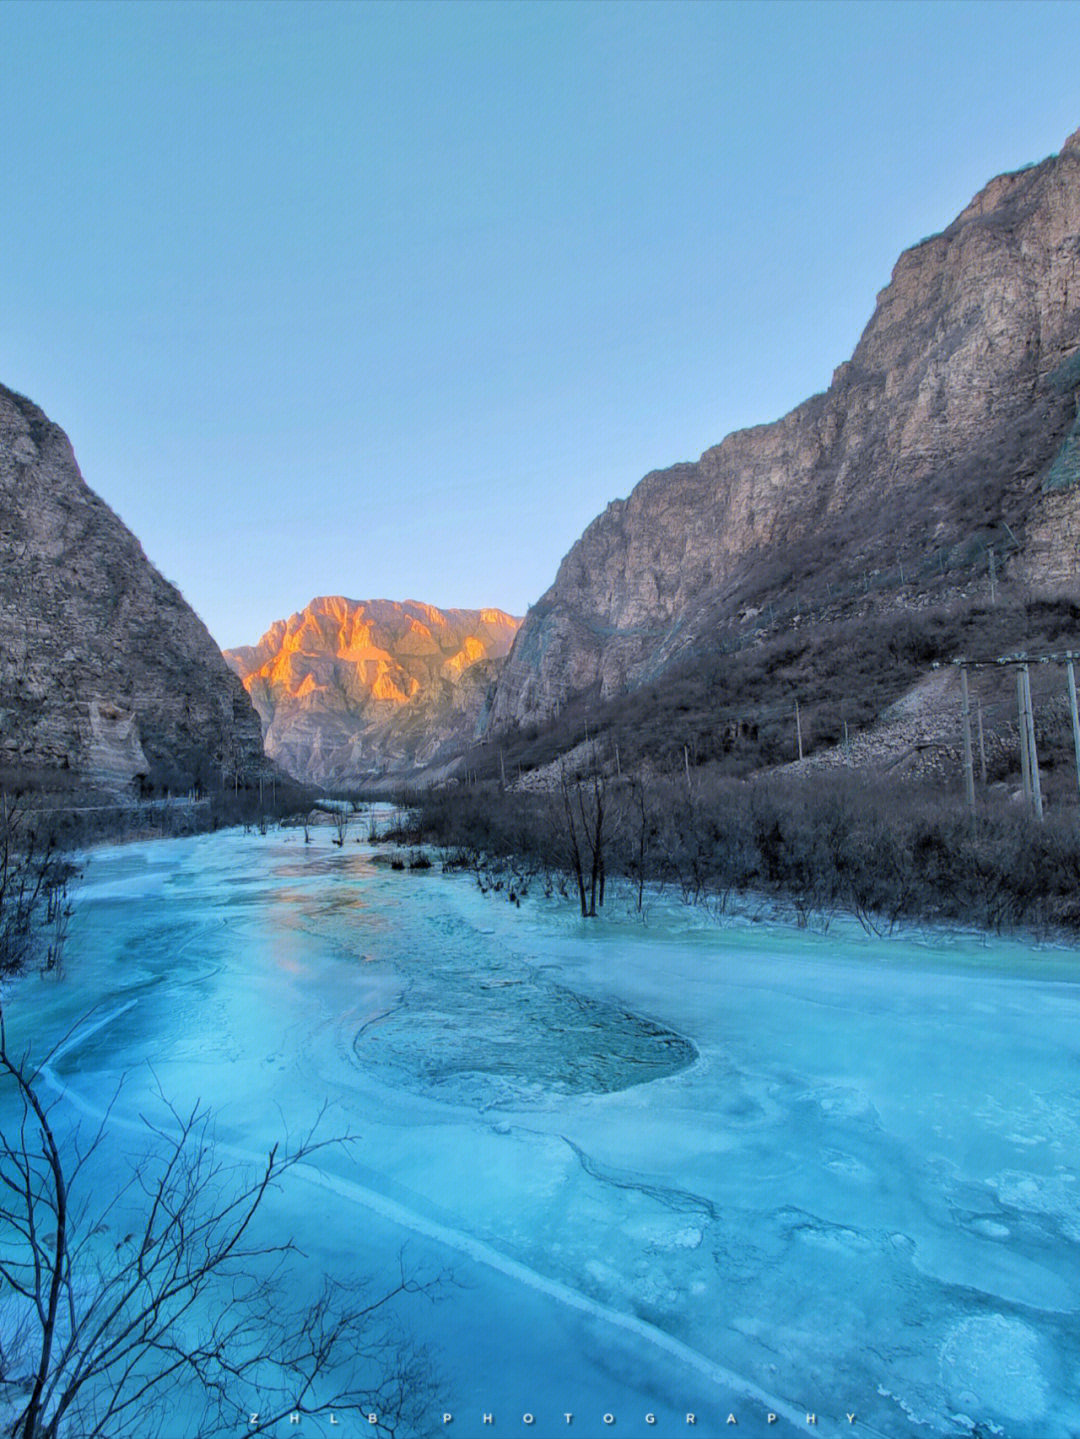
xmin=223 ymin=597 xmax=521 ymax=784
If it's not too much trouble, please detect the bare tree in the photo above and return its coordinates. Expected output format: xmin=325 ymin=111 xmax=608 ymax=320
xmin=619 ymin=775 xmax=653 ymax=916
xmin=0 ymin=1019 xmax=436 ymax=1438
xmin=557 ymin=754 xmax=607 ymax=918
xmin=331 ymin=806 xmax=349 ymax=847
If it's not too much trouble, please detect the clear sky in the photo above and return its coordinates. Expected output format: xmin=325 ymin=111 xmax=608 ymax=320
xmin=2 ymin=0 xmax=1078 ymax=649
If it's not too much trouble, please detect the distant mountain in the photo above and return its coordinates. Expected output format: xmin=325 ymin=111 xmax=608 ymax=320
xmin=488 ymin=128 xmax=1080 ymax=736
xmin=224 ymin=597 xmax=521 ymax=784
xmin=0 ymin=384 xmax=271 ymax=798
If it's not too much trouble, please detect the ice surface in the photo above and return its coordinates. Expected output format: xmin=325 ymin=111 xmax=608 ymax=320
xmin=3 ymin=828 xmax=1080 ymax=1437
xmin=354 ymin=907 xmax=696 ymax=1104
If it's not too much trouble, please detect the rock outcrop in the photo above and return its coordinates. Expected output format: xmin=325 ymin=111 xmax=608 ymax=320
xmin=0 ymin=384 xmax=270 ymax=797
xmin=489 ymin=129 xmax=1080 ymax=729
xmin=224 ymin=597 xmax=520 ymax=784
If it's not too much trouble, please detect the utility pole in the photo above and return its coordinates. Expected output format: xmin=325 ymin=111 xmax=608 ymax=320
xmin=1067 ymin=660 xmax=1080 ymax=801
xmin=1021 ymin=664 xmax=1044 ymax=820
xmin=942 ymin=650 xmax=1070 ymax=816
xmin=960 ymin=665 xmax=976 ymax=812
xmin=794 ymin=699 xmax=804 ymax=762
xmin=1017 ymin=668 xmax=1032 ymax=807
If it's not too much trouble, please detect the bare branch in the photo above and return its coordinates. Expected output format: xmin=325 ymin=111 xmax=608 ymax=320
xmin=0 ymin=1017 xmax=436 ymax=1438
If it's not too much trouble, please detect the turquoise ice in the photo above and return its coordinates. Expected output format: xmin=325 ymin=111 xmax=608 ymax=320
xmin=5 ymin=826 xmax=1080 ymax=1438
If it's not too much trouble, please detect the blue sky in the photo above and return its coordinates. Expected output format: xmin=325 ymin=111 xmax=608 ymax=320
xmin=2 ymin=0 xmax=1079 ymax=648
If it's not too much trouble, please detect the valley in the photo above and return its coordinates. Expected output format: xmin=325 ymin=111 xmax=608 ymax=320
xmin=5 ymin=108 xmax=1080 ymax=1439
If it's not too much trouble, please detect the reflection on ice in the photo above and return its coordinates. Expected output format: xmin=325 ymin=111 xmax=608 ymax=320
xmin=6 ymin=826 xmax=1080 ymax=1438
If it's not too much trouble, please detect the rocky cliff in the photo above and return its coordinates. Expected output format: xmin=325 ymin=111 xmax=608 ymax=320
xmin=224 ymin=598 xmax=520 ymax=784
xmin=0 ymin=384 xmax=271 ymax=797
xmin=489 ymin=129 xmax=1080 ymax=729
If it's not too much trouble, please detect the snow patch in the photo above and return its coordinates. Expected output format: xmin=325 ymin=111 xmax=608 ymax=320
xmin=939 ymin=1315 xmax=1049 ymax=1423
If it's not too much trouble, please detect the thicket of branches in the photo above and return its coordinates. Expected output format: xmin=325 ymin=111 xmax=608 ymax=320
xmin=0 ymin=1041 xmax=435 ymax=1438
xmin=398 ymin=765 xmax=1080 ymax=936
xmin=0 ymin=798 xmax=74 ymax=978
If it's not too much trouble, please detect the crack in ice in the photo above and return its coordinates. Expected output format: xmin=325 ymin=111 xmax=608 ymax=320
xmin=560 ymin=1134 xmax=722 ymax=1222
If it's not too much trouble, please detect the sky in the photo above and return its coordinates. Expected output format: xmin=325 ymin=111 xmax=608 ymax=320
xmin=2 ymin=0 xmax=1079 ymax=650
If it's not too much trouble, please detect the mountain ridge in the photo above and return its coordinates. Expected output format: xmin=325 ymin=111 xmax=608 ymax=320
xmin=224 ymin=596 xmax=521 ymax=784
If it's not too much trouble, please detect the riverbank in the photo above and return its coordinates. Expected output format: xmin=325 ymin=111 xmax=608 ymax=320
xmin=391 ymin=767 xmax=1080 ymax=939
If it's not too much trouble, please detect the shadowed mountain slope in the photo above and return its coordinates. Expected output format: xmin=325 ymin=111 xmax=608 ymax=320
xmin=489 ymin=129 xmax=1080 ymax=736
xmin=0 ymin=384 xmax=272 ymax=800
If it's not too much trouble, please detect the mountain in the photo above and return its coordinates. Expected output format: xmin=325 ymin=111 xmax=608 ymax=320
xmin=488 ymin=128 xmax=1080 ymax=735
xmin=224 ymin=597 xmax=521 ymax=784
xmin=0 ymin=383 xmax=271 ymax=799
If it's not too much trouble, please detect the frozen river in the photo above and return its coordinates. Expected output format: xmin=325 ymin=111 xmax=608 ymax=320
xmin=6 ymin=825 xmax=1080 ymax=1438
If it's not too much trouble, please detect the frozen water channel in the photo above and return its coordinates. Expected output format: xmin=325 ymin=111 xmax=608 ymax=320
xmin=6 ymin=825 xmax=1080 ymax=1438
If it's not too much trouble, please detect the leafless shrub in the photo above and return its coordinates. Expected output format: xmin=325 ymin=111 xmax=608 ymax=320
xmin=0 ymin=796 xmax=75 ymax=977
xmin=404 ymin=763 xmax=1080 ymax=938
